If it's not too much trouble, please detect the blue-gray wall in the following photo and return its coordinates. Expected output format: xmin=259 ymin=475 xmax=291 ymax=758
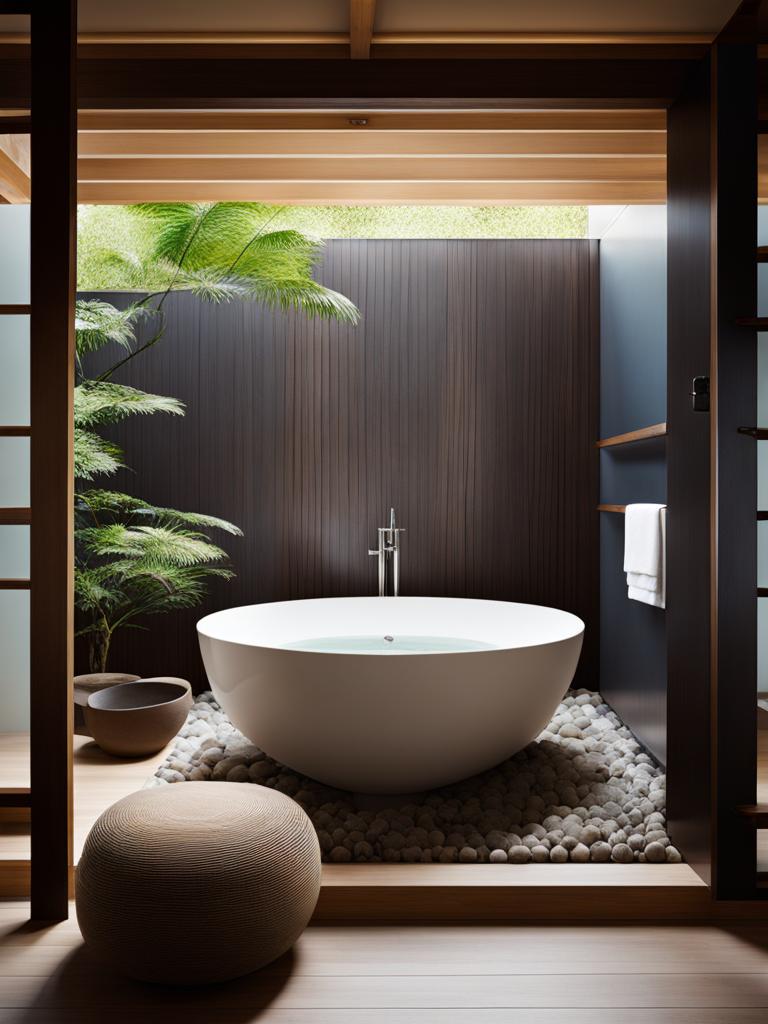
xmin=598 ymin=205 xmax=667 ymax=762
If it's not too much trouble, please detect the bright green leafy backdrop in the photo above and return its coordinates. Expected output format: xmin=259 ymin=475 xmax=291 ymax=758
xmin=78 ymin=204 xmax=588 ymax=290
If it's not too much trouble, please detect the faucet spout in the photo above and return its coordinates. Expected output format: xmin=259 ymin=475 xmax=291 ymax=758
xmin=368 ymin=507 xmax=405 ymax=596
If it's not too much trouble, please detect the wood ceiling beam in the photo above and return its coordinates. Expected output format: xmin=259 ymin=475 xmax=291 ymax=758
xmin=77 ymin=154 xmax=666 ymax=183
xmin=350 ymin=1 xmax=376 ymax=60
xmin=0 ymin=37 xmax=711 ymax=62
xmin=0 ymin=132 xmax=29 ymax=202
xmin=75 ymin=109 xmax=667 ymax=132
xmin=77 ymin=130 xmax=666 ymax=158
xmin=77 ymin=180 xmax=667 ymax=205
xmin=0 ymin=31 xmax=714 ymax=48
xmin=0 ymin=58 xmax=694 ymax=110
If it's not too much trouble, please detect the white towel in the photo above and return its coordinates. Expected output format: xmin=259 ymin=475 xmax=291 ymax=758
xmin=623 ymin=503 xmax=666 ymax=609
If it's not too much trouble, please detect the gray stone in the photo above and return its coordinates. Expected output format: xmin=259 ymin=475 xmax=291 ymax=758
xmin=589 ymin=841 xmax=612 ymax=862
xmin=570 ymin=843 xmax=590 ymax=863
xmin=507 ymin=845 xmax=532 ymax=863
xmin=611 ymin=843 xmax=634 ymax=864
xmin=644 ymin=841 xmax=667 ymax=863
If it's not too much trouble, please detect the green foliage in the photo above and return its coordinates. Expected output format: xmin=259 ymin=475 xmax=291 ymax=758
xmin=72 ymin=296 xmax=241 ymax=670
xmin=74 ymin=430 xmax=123 ymax=481
xmin=134 ymin=203 xmax=359 ymax=321
xmin=74 ymin=381 xmax=185 ymax=428
xmin=74 ymin=203 xmax=358 ymax=671
xmin=74 ymin=299 xmax=141 ymax=355
xmin=78 ymin=203 xmax=588 ymax=289
xmin=75 ymin=483 xmax=242 ymax=672
xmin=77 ymin=489 xmax=242 ymax=535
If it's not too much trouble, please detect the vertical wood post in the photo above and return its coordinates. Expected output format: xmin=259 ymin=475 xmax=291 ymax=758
xmin=711 ymin=39 xmax=758 ymax=898
xmin=667 ymin=54 xmax=715 ymax=885
xmin=30 ymin=0 xmax=76 ymax=921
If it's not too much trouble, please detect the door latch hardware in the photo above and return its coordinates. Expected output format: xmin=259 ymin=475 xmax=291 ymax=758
xmin=690 ymin=376 xmax=710 ymax=412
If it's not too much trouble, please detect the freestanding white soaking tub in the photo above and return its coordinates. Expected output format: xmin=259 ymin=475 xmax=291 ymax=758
xmin=197 ymin=597 xmax=584 ymax=793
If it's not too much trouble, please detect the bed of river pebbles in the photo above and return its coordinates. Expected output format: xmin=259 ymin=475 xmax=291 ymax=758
xmin=152 ymin=688 xmax=680 ymax=864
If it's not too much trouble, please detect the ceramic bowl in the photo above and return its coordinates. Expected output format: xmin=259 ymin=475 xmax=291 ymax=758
xmin=84 ymin=679 xmax=193 ymax=758
xmin=74 ymin=673 xmax=141 ymax=737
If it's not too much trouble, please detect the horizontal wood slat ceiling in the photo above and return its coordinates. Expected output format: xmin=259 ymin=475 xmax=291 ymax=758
xmin=0 ymin=105 xmax=764 ymax=205
xmin=76 ymin=181 xmax=668 ymax=204
xmin=76 ymin=110 xmax=668 ymax=131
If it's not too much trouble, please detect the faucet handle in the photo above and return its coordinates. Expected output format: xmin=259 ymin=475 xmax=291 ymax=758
xmin=368 ymin=549 xmax=380 ymax=556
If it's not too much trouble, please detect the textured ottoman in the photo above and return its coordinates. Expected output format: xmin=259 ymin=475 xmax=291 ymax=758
xmin=75 ymin=782 xmax=321 ymax=985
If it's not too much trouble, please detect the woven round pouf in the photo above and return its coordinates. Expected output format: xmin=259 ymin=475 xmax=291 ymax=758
xmin=75 ymin=782 xmax=321 ymax=985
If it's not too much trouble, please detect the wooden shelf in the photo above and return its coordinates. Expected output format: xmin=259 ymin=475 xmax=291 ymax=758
xmin=0 ymin=116 xmax=31 ymax=134
xmin=597 ymin=504 xmax=627 ymax=513
xmin=737 ymin=317 xmax=768 ymax=328
xmin=0 ymin=507 xmax=31 ymax=525
xmin=738 ymin=427 xmax=768 ymax=439
xmin=0 ymin=305 xmax=30 ymax=316
xmin=0 ymin=425 xmax=30 ymax=438
xmin=758 ymin=511 xmax=768 ymax=521
xmin=759 ymin=588 xmax=768 ymax=598
xmin=0 ymin=788 xmax=30 ymax=809
xmin=596 ymin=422 xmax=667 ymax=448
xmin=0 ymin=579 xmax=30 ymax=590
xmin=758 ymin=247 xmax=768 ymax=263
xmin=740 ymin=804 xmax=768 ymax=828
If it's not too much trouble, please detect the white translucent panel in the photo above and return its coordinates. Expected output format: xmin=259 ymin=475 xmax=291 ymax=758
xmin=0 ymin=315 xmax=29 ymax=425
xmin=0 ymin=526 xmax=29 ymax=579
xmin=760 ymin=453 xmax=768 ymax=525
xmin=759 ymin=265 xmax=768 ymax=318
xmin=0 ymin=206 xmax=29 ymax=305
xmin=0 ymin=591 xmax=29 ymax=732
xmin=759 ymin=599 xmax=768 ymax=693
xmin=759 ymin=523 xmax=768 ymax=586
xmin=0 ymin=438 xmax=29 ymax=506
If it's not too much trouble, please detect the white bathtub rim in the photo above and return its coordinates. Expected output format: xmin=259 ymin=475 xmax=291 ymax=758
xmin=197 ymin=596 xmax=585 ymax=656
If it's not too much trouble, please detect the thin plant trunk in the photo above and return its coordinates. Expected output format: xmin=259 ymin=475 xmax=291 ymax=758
xmin=89 ymin=623 xmax=112 ymax=674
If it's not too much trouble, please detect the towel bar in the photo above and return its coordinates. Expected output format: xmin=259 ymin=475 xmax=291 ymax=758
xmin=597 ymin=504 xmax=669 ymax=514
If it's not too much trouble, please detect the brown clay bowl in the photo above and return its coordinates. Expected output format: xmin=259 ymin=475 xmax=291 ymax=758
xmin=84 ymin=679 xmax=193 ymax=758
xmin=74 ymin=673 xmax=141 ymax=737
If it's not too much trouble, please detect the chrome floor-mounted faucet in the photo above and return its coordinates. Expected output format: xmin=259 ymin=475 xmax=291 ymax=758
xmin=368 ymin=507 xmax=405 ymax=596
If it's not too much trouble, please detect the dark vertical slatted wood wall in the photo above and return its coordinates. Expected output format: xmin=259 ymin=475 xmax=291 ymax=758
xmin=82 ymin=239 xmax=599 ymax=690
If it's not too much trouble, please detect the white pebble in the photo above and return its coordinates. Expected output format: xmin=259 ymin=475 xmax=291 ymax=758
xmin=153 ymin=688 xmax=668 ymax=867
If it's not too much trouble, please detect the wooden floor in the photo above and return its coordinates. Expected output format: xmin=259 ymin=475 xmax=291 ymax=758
xmin=0 ymin=731 xmax=764 ymax=912
xmin=2 ymin=901 xmax=768 ymax=1022
xmin=2 ymin=730 xmax=766 ymax=870
xmin=0 ymin=733 xmax=174 ymax=863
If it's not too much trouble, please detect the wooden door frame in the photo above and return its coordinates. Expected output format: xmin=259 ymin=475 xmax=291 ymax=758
xmin=6 ymin=5 xmax=764 ymax=911
xmin=29 ymin=0 xmax=77 ymax=920
xmin=667 ymin=39 xmax=761 ymax=899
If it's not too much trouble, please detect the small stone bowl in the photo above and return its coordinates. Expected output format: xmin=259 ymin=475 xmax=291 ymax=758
xmin=84 ymin=679 xmax=193 ymax=758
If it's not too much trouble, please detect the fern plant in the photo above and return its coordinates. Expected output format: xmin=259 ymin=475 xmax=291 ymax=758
xmin=76 ymin=203 xmax=359 ymax=672
xmin=74 ymin=306 xmax=243 ymax=673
